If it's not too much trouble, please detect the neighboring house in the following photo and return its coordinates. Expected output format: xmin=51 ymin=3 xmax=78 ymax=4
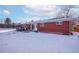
xmin=0 ymin=23 xmax=16 ymax=28
xmin=16 ymin=23 xmax=31 ymax=31
xmin=72 ymin=18 xmax=79 ymax=32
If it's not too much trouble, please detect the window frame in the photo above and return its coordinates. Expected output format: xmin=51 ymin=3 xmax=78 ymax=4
xmin=56 ymin=21 xmax=63 ymax=25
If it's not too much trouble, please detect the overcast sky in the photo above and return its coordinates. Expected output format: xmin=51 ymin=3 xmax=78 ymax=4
xmin=0 ymin=5 xmax=79 ymax=23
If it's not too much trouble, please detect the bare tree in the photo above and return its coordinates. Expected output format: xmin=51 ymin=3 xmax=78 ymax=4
xmin=57 ymin=5 xmax=75 ymax=18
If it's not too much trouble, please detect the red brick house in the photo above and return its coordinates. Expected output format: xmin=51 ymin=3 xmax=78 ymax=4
xmin=32 ymin=18 xmax=75 ymax=35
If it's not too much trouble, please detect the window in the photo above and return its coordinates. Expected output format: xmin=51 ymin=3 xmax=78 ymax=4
xmin=40 ymin=23 xmax=44 ymax=27
xmin=56 ymin=21 xmax=63 ymax=25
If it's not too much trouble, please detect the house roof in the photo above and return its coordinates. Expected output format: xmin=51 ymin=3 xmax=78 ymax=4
xmin=26 ymin=17 xmax=77 ymax=24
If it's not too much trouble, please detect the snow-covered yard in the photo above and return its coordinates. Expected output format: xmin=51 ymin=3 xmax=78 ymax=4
xmin=0 ymin=31 xmax=79 ymax=53
xmin=0 ymin=28 xmax=16 ymax=33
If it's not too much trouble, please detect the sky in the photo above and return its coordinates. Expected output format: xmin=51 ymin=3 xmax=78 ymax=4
xmin=0 ymin=5 xmax=79 ymax=23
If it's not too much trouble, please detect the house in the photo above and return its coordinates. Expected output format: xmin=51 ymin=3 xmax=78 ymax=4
xmin=0 ymin=23 xmax=15 ymax=28
xmin=31 ymin=18 xmax=76 ymax=35
xmin=72 ymin=18 xmax=79 ymax=32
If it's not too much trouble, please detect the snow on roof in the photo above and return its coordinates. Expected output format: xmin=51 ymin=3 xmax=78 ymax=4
xmin=29 ymin=18 xmax=76 ymax=24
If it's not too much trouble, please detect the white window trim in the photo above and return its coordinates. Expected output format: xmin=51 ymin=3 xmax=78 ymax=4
xmin=56 ymin=21 xmax=63 ymax=25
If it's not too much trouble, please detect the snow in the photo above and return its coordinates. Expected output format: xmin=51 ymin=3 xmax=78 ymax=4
xmin=0 ymin=31 xmax=79 ymax=53
xmin=0 ymin=28 xmax=16 ymax=33
xmin=28 ymin=18 xmax=76 ymax=24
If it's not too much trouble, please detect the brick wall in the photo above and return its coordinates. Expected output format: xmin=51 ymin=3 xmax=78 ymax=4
xmin=37 ymin=21 xmax=71 ymax=34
